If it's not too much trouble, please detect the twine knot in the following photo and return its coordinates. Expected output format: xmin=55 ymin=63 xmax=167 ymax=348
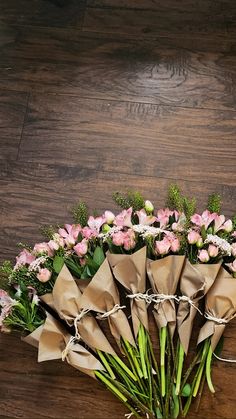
xmin=96 ymin=304 xmax=126 ymax=320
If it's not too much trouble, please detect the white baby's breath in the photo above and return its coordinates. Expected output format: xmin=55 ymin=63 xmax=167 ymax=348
xmin=204 ymin=234 xmax=232 ymax=256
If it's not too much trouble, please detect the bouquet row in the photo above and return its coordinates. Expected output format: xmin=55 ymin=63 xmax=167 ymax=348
xmin=1 ymin=186 xmax=236 ymax=418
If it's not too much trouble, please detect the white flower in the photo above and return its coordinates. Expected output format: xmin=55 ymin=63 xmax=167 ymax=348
xmin=204 ymin=234 xmax=231 ymax=256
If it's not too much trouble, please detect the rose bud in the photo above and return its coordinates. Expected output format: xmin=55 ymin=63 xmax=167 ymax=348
xmin=196 ymin=238 xmax=204 ymax=248
xmin=208 ymin=244 xmax=219 ymax=258
xmin=145 ymin=200 xmax=154 ymax=213
xmin=104 ymin=210 xmax=115 ymax=224
xmin=37 ymin=268 xmax=52 ymax=283
xmin=187 ymin=231 xmax=201 ymax=244
xmin=198 ymin=249 xmax=210 ymax=263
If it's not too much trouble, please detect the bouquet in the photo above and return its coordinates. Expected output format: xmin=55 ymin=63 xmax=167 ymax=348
xmin=1 ymin=185 xmax=236 ymax=419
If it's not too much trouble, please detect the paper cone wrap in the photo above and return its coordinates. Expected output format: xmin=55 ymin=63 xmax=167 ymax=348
xmin=80 ymin=258 xmax=135 ymax=348
xmin=52 ymin=264 xmax=116 ymax=355
xmin=107 ymin=247 xmax=148 ymax=337
xmin=177 ymin=261 xmax=221 ymax=354
xmin=147 ymin=255 xmax=185 ymax=337
xmin=198 ymin=266 xmax=236 ymax=351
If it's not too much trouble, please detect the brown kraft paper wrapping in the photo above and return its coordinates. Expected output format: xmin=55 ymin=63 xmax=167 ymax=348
xmin=198 ymin=266 xmax=236 ymax=351
xmin=38 ymin=313 xmax=105 ymax=378
xmin=22 ymin=324 xmax=44 ymax=348
xmin=147 ymin=255 xmax=185 ymax=338
xmin=52 ymin=264 xmax=116 ymax=355
xmin=80 ymin=258 xmax=135 ymax=348
xmin=107 ymin=246 xmax=148 ymax=337
xmin=177 ymin=260 xmax=221 ymax=354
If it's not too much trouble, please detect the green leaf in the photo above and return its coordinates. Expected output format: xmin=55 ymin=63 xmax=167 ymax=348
xmin=93 ymin=246 xmax=105 ymax=267
xmin=201 ymin=225 xmax=207 ymax=241
xmin=171 ymin=385 xmax=180 ymax=419
xmin=53 ymin=255 xmax=64 ymax=274
xmin=181 ymin=383 xmax=191 ymax=397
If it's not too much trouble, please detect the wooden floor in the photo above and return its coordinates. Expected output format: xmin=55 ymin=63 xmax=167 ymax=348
xmin=0 ymin=0 xmax=236 ymax=418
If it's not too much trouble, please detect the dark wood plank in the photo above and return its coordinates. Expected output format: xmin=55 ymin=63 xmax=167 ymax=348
xmin=15 ymin=94 xmax=236 ymax=186
xmin=0 ymin=161 xmax=235 ymax=261
xmin=0 ymin=90 xmax=28 ymax=160
xmin=0 ymin=0 xmax=86 ymax=29
xmin=1 ymin=25 xmax=236 ymax=110
xmin=83 ymin=7 xmax=228 ymax=39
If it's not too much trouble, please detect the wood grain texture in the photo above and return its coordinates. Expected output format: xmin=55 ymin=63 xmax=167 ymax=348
xmin=17 ymin=94 xmax=236 ymax=186
xmin=0 ymin=90 xmax=28 ymax=160
xmin=0 ymin=0 xmax=86 ymax=29
xmin=1 ymin=25 xmax=236 ymax=110
xmin=0 ymin=0 xmax=236 ymax=418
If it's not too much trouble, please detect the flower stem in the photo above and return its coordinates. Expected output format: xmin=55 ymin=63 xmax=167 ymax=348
xmin=206 ymin=345 xmax=215 ymax=393
xmin=160 ymin=326 xmax=167 ymax=397
xmin=95 ymin=371 xmax=127 ymax=402
xmin=97 ymin=350 xmax=116 ymax=379
xmin=175 ymin=341 xmax=185 ymax=395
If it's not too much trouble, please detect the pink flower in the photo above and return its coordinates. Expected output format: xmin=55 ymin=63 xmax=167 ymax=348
xmin=155 ymin=237 xmax=171 ymax=255
xmin=232 ymin=231 xmax=236 ymax=238
xmin=15 ymin=249 xmax=35 ymax=267
xmin=58 ymin=224 xmax=81 ymax=247
xmin=222 ymin=219 xmax=233 ymax=233
xmin=170 ymin=238 xmax=180 ymax=253
xmin=114 ymin=208 xmax=133 ymax=228
xmin=112 ymin=231 xmax=125 ymax=246
xmin=198 ymin=249 xmax=210 ymax=263
xmin=33 ymin=242 xmax=53 ymax=257
xmin=0 ymin=290 xmax=17 ymax=329
xmin=191 ymin=210 xmax=217 ymax=229
xmin=74 ymin=239 xmax=88 ymax=257
xmin=228 ymin=260 xmax=236 ymax=277
xmin=208 ymin=244 xmax=219 ymax=258
xmin=187 ymin=231 xmax=201 ymax=244
xmin=37 ymin=268 xmax=52 ymax=283
xmin=156 ymin=208 xmax=173 ymax=228
xmin=82 ymin=226 xmax=98 ymax=239
xmin=136 ymin=209 xmax=156 ymax=225
xmin=48 ymin=240 xmax=60 ymax=251
xmin=123 ymin=230 xmax=136 ymax=251
xmin=231 ymin=243 xmax=236 ymax=258
xmin=104 ymin=210 xmax=115 ymax=224
xmin=88 ymin=216 xmax=105 ymax=233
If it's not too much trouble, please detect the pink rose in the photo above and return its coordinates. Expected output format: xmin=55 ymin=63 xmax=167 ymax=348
xmin=170 ymin=238 xmax=180 ymax=253
xmin=231 ymin=243 xmax=236 ymax=258
xmin=198 ymin=249 xmax=210 ymax=263
xmin=74 ymin=239 xmax=88 ymax=257
xmin=33 ymin=242 xmax=53 ymax=257
xmin=15 ymin=249 xmax=35 ymax=267
xmin=48 ymin=240 xmax=59 ymax=251
xmin=187 ymin=231 xmax=201 ymax=244
xmin=208 ymin=244 xmax=219 ymax=258
xmin=229 ymin=259 xmax=236 ymax=273
xmin=114 ymin=208 xmax=133 ymax=228
xmin=37 ymin=268 xmax=52 ymax=283
xmin=112 ymin=231 xmax=125 ymax=246
xmin=123 ymin=230 xmax=136 ymax=251
xmin=104 ymin=210 xmax=115 ymax=224
xmin=155 ymin=237 xmax=171 ymax=255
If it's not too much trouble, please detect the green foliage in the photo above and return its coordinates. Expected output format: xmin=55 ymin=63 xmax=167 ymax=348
xmin=112 ymin=190 xmax=145 ymax=212
xmin=166 ymin=184 xmax=184 ymax=212
xmin=166 ymin=184 xmax=196 ymax=226
xmin=72 ymin=201 xmax=89 ymax=227
xmin=8 ymin=265 xmax=53 ymax=296
xmin=53 ymin=255 xmax=64 ymax=274
xmin=0 ymin=260 xmax=13 ymax=289
xmin=40 ymin=224 xmax=57 ymax=240
xmin=232 ymin=215 xmax=236 ymax=231
xmin=17 ymin=242 xmax=32 ymax=251
xmin=207 ymin=193 xmax=222 ymax=214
